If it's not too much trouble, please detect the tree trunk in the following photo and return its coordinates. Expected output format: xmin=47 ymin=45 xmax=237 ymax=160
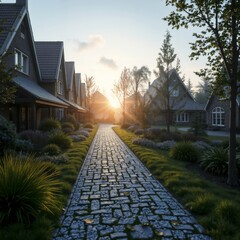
xmin=228 ymin=84 xmax=239 ymax=186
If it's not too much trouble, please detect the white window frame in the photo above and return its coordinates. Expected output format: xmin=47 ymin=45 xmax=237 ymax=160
xmin=175 ymin=112 xmax=189 ymax=123
xmin=212 ymin=107 xmax=225 ymax=126
xmin=15 ymin=49 xmax=29 ymax=75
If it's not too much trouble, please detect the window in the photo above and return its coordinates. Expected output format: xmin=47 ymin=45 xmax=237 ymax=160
xmin=15 ymin=49 xmax=29 ymax=74
xmin=212 ymin=107 xmax=225 ymax=126
xmin=57 ymin=109 xmax=64 ymax=120
xmin=169 ymin=86 xmax=179 ymax=97
xmin=57 ymin=80 xmax=63 ymax=94
xmin=175 ymin=112 xmax=189 ymax=122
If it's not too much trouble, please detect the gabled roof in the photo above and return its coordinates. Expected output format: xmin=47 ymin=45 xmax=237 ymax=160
xmin=145 ymin=68 xmax=204 ymax=111
xmin=81 ymin=82 xmax=86 ymax=98
xmin=92 ymin=91 xmax=109 ymax=103
xmin=0 ymin=4 xmax=23 ymax=53
xmin=14 ymin=76 xmax=68 ymax=108
xmin=65 ymin=61 xmax=75 ymax=90
xmin=0 ymin=2 xmax=41 ymax=79
xmin=35 ymin=41 xmax=64 ymax=81
xmin=75 ymin=73 xmax=81 ymax=96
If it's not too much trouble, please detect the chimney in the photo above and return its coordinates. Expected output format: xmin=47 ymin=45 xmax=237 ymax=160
xmin=16 ymin=0 xmax=28 ymax=9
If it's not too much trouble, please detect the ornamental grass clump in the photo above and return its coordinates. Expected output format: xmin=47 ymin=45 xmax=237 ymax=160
xmin=48 ymin=130 xmax=72 ymax=150
xmin=0 ymin=154 xmax=61 ymax=226
xmin=170 ymin=142 xmax=199 ymax=162
xmin=199 ymin=147 xmax=228 ymax=176
xmin=38 ymin=118 xmax=61 ymax=132
xmin=42 ymin=144 xmax=61 ymax=156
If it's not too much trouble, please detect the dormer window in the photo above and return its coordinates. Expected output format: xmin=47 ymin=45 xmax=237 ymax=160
xmin=57 ymin=80 xmax=63 ymax=95
xmin=15 ymin=49 xmax=29 ymax=74
xmin=20 ymin=24 xmax=25 ymax=39
xmin=169 ymin=86 xmax=179 ymax=97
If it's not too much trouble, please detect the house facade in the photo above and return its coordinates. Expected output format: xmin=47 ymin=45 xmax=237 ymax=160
xmin=205 ymin=94 xmax=240 ymax=131
xmin=145 ymin=69 xmax=205 ymax=126
xmin=0 ymin=0 xmax=86 ymax=131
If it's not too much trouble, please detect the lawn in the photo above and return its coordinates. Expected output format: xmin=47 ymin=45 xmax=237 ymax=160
xmin=114 ymin=126 xmax=240 ymax=240
xmin=0 ymin=126 xmax=98 ymax=240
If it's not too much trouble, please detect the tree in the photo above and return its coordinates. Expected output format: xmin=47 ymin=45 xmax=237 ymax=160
xmin=85 ymin=75 xmax=98 ymax=121
xmin=0 ymin=24 xmax=16 ymax=104
xmin=131 ymin=66 xmax=151 ymax=124
xmin=112 ymin=68 xmax=132 ymax=126
xmin=195 ymin=76 xmax=211 ymax=104
xmin=164 ymin=0 xmax=240 ymax=186
xmin=153 ymin=30 xmax=178 ymax=133
xmin=186 ymin=78 xmax=193 ymax=95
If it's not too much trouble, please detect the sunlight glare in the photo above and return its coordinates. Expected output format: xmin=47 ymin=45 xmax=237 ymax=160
xmin=109 ymin=97 xmax=120 ymax=109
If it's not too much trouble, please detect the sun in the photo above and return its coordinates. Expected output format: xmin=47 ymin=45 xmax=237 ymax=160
xmin=109 ymin=97 xmax=120 ymax=109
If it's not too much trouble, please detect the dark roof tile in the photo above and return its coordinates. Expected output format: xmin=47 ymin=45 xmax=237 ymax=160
xmin=35 ymin=41 xmax=63 ymax=81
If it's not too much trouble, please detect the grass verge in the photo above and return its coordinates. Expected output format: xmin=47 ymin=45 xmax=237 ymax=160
xmin=114 ymin=127 xmax=240 ymax=240
xmin=0 ymin=126 xmax=98 ymax=240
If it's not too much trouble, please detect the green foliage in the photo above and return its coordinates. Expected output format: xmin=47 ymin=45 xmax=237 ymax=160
xmin=188 ymin=113 xmax=207 ymax=136
xmin=48 ymin=131 xmax=72 ymax=150
xmin=61 ymin=121 xmax=75 ymax=132
xmin=0 ymin=57 xmax=16 ymax=104
xmin=42 ymin=144 xmax=61 ymax=156
xmin=18 ymin=130 xmax=48 ymax=151
xmin=15 ymin=139 xmax=34 ymax=153
xmin=0 ymin=115 xmax=16 ymax=156
xmin=186 ymin=193 xmax=216 ymax=215
xmin=62 ymin=115 xmax=79 ymax=130
xmin=84 ymin=122 xmax=93 ymax=129
xmin=0 ymin=154 xmax=61 ymax=226
xmin=199 ymin=147 xmax=229 ymax=176
xmin=170 ymin=142 xmax=199 ymax=162
xmin=38 ymin=118 xmax=61 ymax=132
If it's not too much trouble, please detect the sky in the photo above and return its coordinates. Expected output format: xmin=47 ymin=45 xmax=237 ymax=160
xmin=4 ymin=0 xmax=207 ymax=107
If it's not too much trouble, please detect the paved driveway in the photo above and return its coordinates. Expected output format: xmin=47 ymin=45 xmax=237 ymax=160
xmin=53 ymin=124 xmax=211 ymax=240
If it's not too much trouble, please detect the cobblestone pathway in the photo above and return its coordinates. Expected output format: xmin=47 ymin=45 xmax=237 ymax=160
xmin=53 ymin=124 xmax=211 ymax=240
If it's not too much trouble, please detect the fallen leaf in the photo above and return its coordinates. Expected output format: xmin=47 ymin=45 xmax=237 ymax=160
xmin=83 ymin=218 xmax=94 ymax=224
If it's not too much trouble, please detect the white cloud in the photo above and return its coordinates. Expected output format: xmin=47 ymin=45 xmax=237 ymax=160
xmin=99 ymin=57 xmax=118 ymax=70
xmin=76 ymin=34 xmax=105 ymax=51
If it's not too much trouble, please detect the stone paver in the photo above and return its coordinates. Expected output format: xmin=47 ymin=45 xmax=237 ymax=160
xmin=53 ymin=124 xmax=211 ymax=240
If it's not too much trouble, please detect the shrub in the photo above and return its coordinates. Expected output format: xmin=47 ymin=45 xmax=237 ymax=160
xmin=42 ymin=144 xmax=61 ymax=156
xmin=0 ymin=154 xmax=61 ymax=226
xmin=132 ymin=138 xmax=156 ymax=148
xmin=156 ymin=140 xmax=176 ymax=150
xmin=121 ymin=123 xmax=130 ymax=129
xmin=15 ymin=139 xmax=34 ymax=153
xmin=18 ymin=130 xmax=48 ymax=151
xmin=38 ymin=118 xmax=61 ymax=132
xmin=62 ymin=115 xmax=79 ymax=130
xmin=61 ymin=122 xmax=74 ymax=132
xmin=0 ymin=115 xmax=16 ymax=156
xmin=134 ymin=128 xmax=144 ymax=135
xmin=193 ymin=141 xmax=211 ymax=150
xmin=70 ymin=135 xmax=86 ymax=142
xmin=76 ymin=130 xmax=90 ymax=138
xmin=127 ymin=125 xmax=139 ymax=133
xmin=84 ymin=123 xmax=93 ymax=129
xmin=144 ymin=128 xmax=165 ymax=140
xmin=170 ymin=142 xmax=199 ymax=162
xmin=40 ymin=154 xmax=68 ymax=165
xmin=48 ymin=130 xmax=72 ymax=150
xmin=199 ymin=147 xmax=228 ymax=176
